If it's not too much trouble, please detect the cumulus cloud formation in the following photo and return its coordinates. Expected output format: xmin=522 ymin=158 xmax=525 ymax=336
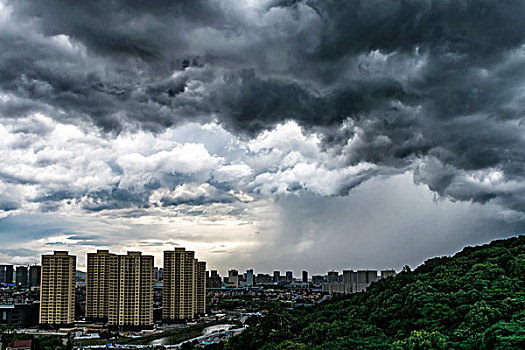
xmin=0 ymin=0 xmax=524 ymax=217
xmin=0 ymin=112 xmax=377 ymax=216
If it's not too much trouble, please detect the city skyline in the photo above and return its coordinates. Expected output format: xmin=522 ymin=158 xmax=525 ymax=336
xmin=2 ymin=249 xmax=395 ymax=283
xmin=1 ymin=250 xmax=401 ymax=279
xmin=1 ymin=0 xmax=525 ymax=275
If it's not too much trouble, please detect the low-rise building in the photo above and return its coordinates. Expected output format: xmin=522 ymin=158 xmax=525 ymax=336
xmin=0 ymin=303 xmax=39 ymax=328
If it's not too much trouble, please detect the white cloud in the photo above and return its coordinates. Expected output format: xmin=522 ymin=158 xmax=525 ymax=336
xmin=248 ymin=121 xmax=320 ymax=157
xmin=116 ymin=143 xmax=222 ymax=188
xmin=0 ymin=116 xmax=383 ymax=214
xmin=213 ymin=163 xmax=253 ymax=182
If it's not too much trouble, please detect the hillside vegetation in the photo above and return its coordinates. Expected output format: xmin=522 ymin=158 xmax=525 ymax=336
xmin=225 ymin=235 xmax=525 ymax=349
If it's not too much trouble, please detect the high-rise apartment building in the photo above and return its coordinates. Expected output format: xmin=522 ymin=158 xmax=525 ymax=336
xmin=327 ymin=271 xmax=339 ymax=283
xmin=109 ymin=252 xmax=154 ymax=330
xmin=246 ymin=269 xmax=254 ymax=286
xmin=86 ymin=250 xmax=118 ymax=321
xmin=39 ymin=251 xmax=76 ymax=327
xmin=312 ymin=275 xmax=325 ymax=285
xmin=342 ymin=270 xmax=354 ymax=293
xmin=29 ymin=265 xmax=41 ymax=287
xmin=273 ymin=270 xmax=280 ymax=283
xmin=16 ymin=266 xmax=28 ymax=286
xmin=302 ymin=270 xmax=308 ymax=283
xmin=163 ymin=248 xmax=206 ymax=321
xmin=0 ymin=265 xmax=14 ymax=284
xmin=86 ymin=250 xmax=154 ymax=330
xmin=228 ymin=270 xmax=239 ymax=287
xmin=285 ymin=271 xmax=293 ymax=283
xmin=196 ymin=261 xmax=206 ymax=315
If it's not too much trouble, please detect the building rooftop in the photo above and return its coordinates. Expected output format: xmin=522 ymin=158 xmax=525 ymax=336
xmin=8 ymin=339 xmax=33 ymax=349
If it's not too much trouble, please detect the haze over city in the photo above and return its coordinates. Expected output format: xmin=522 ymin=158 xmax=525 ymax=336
xmin=1 ymin=0 xmax=525 ymax=275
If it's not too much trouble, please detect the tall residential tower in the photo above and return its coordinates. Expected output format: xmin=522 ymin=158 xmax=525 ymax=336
xmin=29 ymin=265 xmax=41 ymax=287
xmin=110 ymin=252 xmax=154 ymax=330
xmin=163 ymin=248 xmax=206 ymax=321
xmin=39 ymin=251 xmax=76 ymax=327
xmin=86 ymin=250 xmax=154 ymax=330
xmin=86 ymin=250 xmax=119 ymax=321
xmin=0 ymin=265 xmax=14 ymax=284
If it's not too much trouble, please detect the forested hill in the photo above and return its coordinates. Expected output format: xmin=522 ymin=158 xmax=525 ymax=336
xmin=225 ymin=235 xmax=525 ymax=350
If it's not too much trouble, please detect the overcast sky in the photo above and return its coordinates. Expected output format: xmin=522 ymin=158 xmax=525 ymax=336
xmin=0 ymin=0 xmax=524 ymax=275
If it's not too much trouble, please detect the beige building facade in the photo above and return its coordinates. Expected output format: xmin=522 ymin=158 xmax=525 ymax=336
xmin=86 ymin=250 xmax=154 ymax=330
xmin=163 ymin=248 xmax=206 ymax=321
xmin=86 ymin=250 xmax=119 ymax=320
xmin=110 ymin=252 xmax=154 ymax=329
xmin=39 ymin=251 xmax=76 ymax=327
xmin=196 ymin=261 xmax=206 ymax=315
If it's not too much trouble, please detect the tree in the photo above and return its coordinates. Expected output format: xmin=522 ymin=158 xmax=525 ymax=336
xmin=392 ymin=330 xmax=448 ymax=350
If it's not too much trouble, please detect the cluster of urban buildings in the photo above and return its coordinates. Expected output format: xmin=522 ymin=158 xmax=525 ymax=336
xmin=205 ymin=268 xmax=396 ymax=294
xmin=205 ymin=269 xmax=302 ymax=288
xmin=0 ymin=265 xmax=42 ymax=287
xmin=0 ymin=265 xmax=42 ymax=328
xmin=2 ymin=253 xmax=397 ymax=331
xmin=39 ymin=248 xmax=206 ymax=330
xmin=320 ymin=269 xmax=396 ymax=294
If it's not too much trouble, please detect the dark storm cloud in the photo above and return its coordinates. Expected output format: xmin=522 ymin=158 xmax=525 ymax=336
xmin=16 ymin=0 xmax=226 ymax=62
xmin=2 ymin=0 xmax=525 ymax=212
xmin=32 ymin=188 xmax=151 ymax=213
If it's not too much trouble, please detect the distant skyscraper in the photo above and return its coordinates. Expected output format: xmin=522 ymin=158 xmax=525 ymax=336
xmin=285 ymin=271 xmax=293 ymax=283
xmin=207 ymin=270 xmax=222 ymax=288
xmin=0 ymin=265 xmax=14 ymax=284
xmin=40 ymin=251 xmax=76 ymax=327
xmin=327 ymin=271 xmax=339 ymax=283
xmin=154 ymin=267 xmax=164 ymax=281
xmin=109 ymin=252 xmax=154 ymax=329
xmin=273 ymin=270 xmax=280 ymax=283
xmin=312 ymin=275 xmax=325 ymax=285
xmin=228 ymin=270 xmax=239 ymax=287
xmin=86 ymin=250 xmax=119 ymax=321
xmin=302 ymin=270 xmax=308 ymax=283
xmin=246 ymin=269 xmax=254 ymax=286
xmin=163 ymin=248 xmax=205 ymax=320
xmin=16 ymin=266 xmax=28 ymax=286
xmin=29 ymin=265 xmax=41 ymax=287
xmin=342 ymin=270 xmax=354 ymax=293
